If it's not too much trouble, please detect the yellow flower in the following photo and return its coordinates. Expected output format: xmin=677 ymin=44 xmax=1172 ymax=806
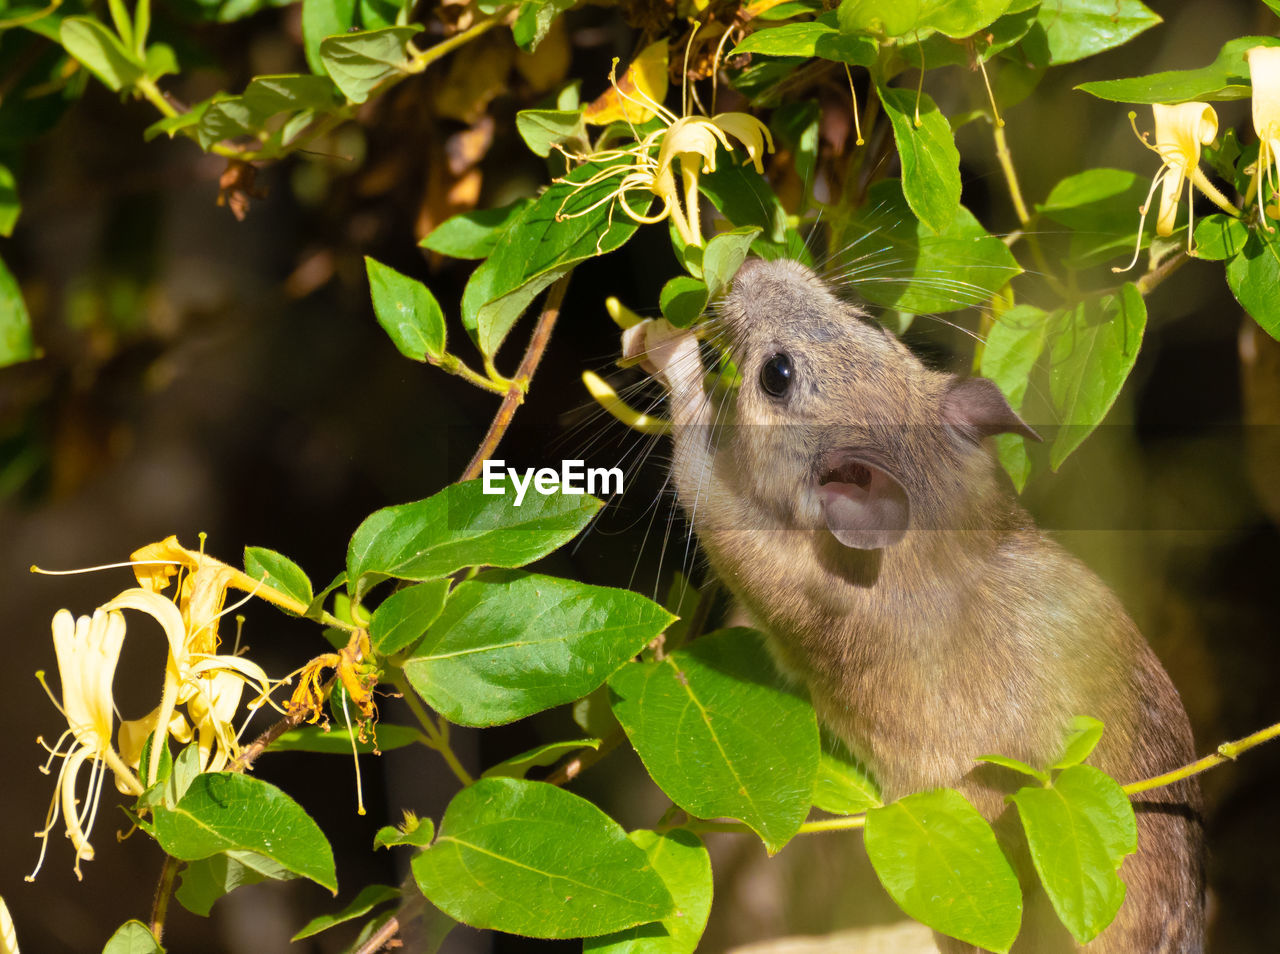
xmin=105 ymin=585 xmax=275 ymax=780
xmin=29 ymin=609 xmax=143 ymax=881
xmin=1116 ymin=102 xmax=1238 ymax=271
xmin=1246 ymin=45 xmax=1280 ymax=227
xmin=555 ymin=55 xmax=774 ymax=248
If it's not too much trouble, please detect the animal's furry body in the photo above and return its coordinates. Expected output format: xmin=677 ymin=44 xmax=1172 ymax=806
xmin=632 ymin=258 xmax=1203 ymax=953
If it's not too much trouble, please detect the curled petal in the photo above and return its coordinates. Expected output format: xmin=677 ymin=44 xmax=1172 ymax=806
xmin=658 ymin=116 xmax=732 ymax=177
xmin=1151 ymin=102 xmax=1217 ymax=236
xmin=1248 ymin=46 xmax=1280 ymax=225
xmin=103 ymin=587 xmax=188 ymax=669
xmin=712 ymin=112 xmax=775 ymax=173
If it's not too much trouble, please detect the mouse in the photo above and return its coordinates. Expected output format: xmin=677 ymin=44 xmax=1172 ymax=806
xmin=623 ymin=257 xmax=1203 ymax=954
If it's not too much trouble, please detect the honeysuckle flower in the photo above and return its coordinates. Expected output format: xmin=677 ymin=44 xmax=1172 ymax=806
xmin=29 ymin=609 xmax=143 ymax=881
xmin=1246 ymin=45 xmax=1280 ymax=228
xmin=554 ymin=56 xmax=773 ymax=248
xmin=104 ymin=584 xmax=275 ymax=781
xmin=1116 ymin=102 xmax=1238 ymax=271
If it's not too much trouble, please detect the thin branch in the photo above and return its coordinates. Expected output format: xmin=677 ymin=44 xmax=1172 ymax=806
xmin=462 ymin=273 xmax=572 ymax=480
xmin=353 ymin=915 xmax=400 ymax=954
xmin=544 ymin=730 xmax=624 ymax=786
xmin=1123 ymin=719 xmax=1280 ymax=796
xmin=149 ymin=854 xmax=179 ymax=944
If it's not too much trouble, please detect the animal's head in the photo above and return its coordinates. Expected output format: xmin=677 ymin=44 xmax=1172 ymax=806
xmin=712 ymin=258 xmax=1037 ymax=549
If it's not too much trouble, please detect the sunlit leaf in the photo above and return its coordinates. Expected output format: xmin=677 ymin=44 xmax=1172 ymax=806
xmin=1047 ymin=283 xmax=1146 ymax=469
xmin=865 ymin=788 xmax=1022 ymax=951
xmin=1012 ymin=766 xmax=1137 ymax=943
xmin=1077 ymin=36 xmax=1280 ymax=103
xmin=365 ymin=256 xmax=446 ymax=361
xmin=412 ymin=778 xmax=673 ymax=938
xmin=153 ymin=773 xmax=337 ymax=893
xmin=609 ymin=628 xmax=820 ymax=853
xmin=404 ymin=570 xmax=673 ymax=726
xmin=346 ymin=479 xmax=600 ymax=604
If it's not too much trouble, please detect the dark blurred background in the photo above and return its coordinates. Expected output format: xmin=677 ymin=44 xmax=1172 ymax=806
xmin=2 ymin=0 xmax=1279 ymax=951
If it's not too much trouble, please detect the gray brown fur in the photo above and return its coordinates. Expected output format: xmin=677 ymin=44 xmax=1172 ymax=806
xmin=635 ymin=259 xmax=1203 ymax=953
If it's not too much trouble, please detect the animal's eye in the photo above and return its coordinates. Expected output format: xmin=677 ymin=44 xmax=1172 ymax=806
xmin=760 ymin=352 xmax=793 ymax=397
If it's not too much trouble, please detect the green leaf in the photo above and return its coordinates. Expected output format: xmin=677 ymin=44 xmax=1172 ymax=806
xmin=975 ymin=753 xmax=1050 ymax=783
xmin=876 ymin=86 xmax=961 ymax=234
xmin=1035 ymin=168 xmax=1150 ymax=267
xmin=1023 ymin=0 xmax=1160 ymax=67
xmin=482 ymin=738 xmax=602 ymax=778
xmin=292 ymin=884 xmax=401 ymax=941
xmin=173 ymin=851 xmax=291 ymax=917
xmin=835 ymin=179 xmax=1021 ymax=313
xmin=364 ymin=256 xmax=446 ymax=361
xmin=102 ymin=920 xmax=164 ymax=954
xmin=838 ymin=0 xmax=1013 ymax=39
xmin=404 ymin=570 xmax=674 ymax=726
xmin=1227 ymin=229 xmax=1280 ymax=340
xmin=461 ymin=159 xmax=647 ymax=356
xmin=412 ymin=777 xmax=674 ymax=938
xmin=659 ymin=276 xmax=710 ymax=328
xmin=346 ymin=478 xmax=600 ymax=604
xmin=152 ymin=773 xmax=337 ymax=893
xmin=243 ymin=72 xmax=339 ymax=114
xmin=271 ymin=723 xmax=421 ymax=754
xmin=0 ymin=254 xmax=35 ymax=367
xmin=512 ymin=0 xmax=574 ymax=52
xmin=865 ymin=789 xmax=1022 ymax=952
xmin=369 ymin=579 xmax=449 ymax=655
xmin=732 ymin=15 xmax=875 ymax=65
xmin=772 ymin=101 xmax=820 ymax=190
xmin=981 ymin=305 xmax=1048 ymax=411
xmin=814 ymin=739 xmax=882 ymax=815
xmin=144 ymin=102 xmax=210 ymax=142
xmin=360 ymin=0 xmax=402 ymax=29
xmin=584 ymin=829 xmax=713 ymax=954
xmin=374 ymin=813 xmax=435 ymax=849
xmin=516 ymin=107 xmax=587 ymax=157
xmin=301 ymin=0 xmax=357 ymax=75
xmin=60 ymin=17 xmax=144 ymax=91
xmin=703 ymin=227 xmax=762 ymax=297
xmin=980 ymin=303 xmax=1047 ymax=490
xmin=700 ymin=155 xmax=787 ymax=242
xmin=1192 ymin=213 xmax=1249 ymax=262
xmin=1047 ymin=283 xmax=1146 ymax=469
xmin=243 ymin=546 xmax=313 ymax=609
xmin=608 ymin=628 xmax=820 ymax=853
xmin=420 ymin=201 xmax=531 ymax=259
xmin=320 ymin=25 xmax=422 ymax=104
xmin=1052 ymin=715 xmax=1106 ymax=769
xmin=144 ymin=43 xmax=178 ymax=81
xmin=0 ymin=164 xmax=20 ymax=236
xmin=1011 ymin=765 xmax=1137 ymax=943
xmin=1077 ymin=36 xmax=1280 ymax=103
xmin=194 ymin=95 xmax=253 ymax=150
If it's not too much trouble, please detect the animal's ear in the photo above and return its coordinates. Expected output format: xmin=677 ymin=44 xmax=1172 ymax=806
xmin=816 ymin=454 xmax=911 ymax=550
xmin=941 ymin=376 xmax=1041 ymax=443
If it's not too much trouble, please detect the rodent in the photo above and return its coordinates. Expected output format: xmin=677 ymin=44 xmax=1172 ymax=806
xmin=624 ymin=257 xmax=1203 ymax=953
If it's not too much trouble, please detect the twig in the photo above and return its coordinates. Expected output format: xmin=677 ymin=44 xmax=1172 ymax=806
xmin=230 ymin=697 xmax=312 ymax=773
xmin=544 ymin=730 xmax=623 ymax=786
xmin=1123 ymin=719 xmax=1280 ymax=796
xmin=353 ymin=915 xmax=401 ymax=954
xmin=462 ymin=273 xmax=572 ymax=480
xmin=148 ymin=854 xmax=179 ymax=943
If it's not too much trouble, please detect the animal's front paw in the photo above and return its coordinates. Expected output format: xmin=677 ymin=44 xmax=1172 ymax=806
xmin=621 ymin=318 xmax=703 ymax=396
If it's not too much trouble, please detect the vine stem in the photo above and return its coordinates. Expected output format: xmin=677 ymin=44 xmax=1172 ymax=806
xmin=391 ymin=672 xmax=473 ymax=785
xmin=149 ymin=854 xmax=179 ymax=944
xmin=991 ymin=122 xmax=1069 ymax=300
xmin=462 ymin=273 xmax=572 ymax=480
xmin=353 ymin=915 xmax=401 ymax=954
xmin=1123 ymin=719 xmax=1280 ymax=796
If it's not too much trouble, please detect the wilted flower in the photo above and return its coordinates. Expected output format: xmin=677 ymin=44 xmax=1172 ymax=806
xmin=1246 ymin=45 xmax=1280 ymax=228
xmin=29 ymin=609 xmax=143 ymax=881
